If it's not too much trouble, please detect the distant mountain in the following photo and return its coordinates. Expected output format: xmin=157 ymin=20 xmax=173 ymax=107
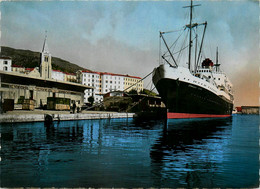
xmin=1 ymin=46 xmax=89 ymax=73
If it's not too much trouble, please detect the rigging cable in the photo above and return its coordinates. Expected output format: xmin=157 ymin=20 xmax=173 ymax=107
xmin=161 ymin=28 xmax=185 ymax=34
xmin=84 ymin=70 xmax=154 ymax=111
xmin=169 ymin=28 xmax=185 ymax=50
xmin=176 ymin=30 xmax=189 ymax=63
xmin=162 ymin=28 xmax=185 ymax=58
xmin=159 ymin=31 xmax=162 ymax=65
xmin=194 ymin=27 xmax=198 ymax=72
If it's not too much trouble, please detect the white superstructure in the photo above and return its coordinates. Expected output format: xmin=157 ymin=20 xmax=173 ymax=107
xmin=153 ymin=59 xmax=234 ymax=104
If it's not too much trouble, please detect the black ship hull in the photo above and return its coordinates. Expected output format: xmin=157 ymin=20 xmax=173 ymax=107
xmin=155 ymin=78 xmax=233 ymax=119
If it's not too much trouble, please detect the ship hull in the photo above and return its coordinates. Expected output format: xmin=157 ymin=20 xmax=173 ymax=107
xmin=154 ymin=77 xmax=233 ymax=119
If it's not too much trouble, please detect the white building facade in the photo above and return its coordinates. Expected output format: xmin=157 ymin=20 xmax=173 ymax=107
xmin=52 ymin=70 xmax=65 ymax=81
xmin=101 ymin=72 xmax=125 ymax=94
xmin=78 ymin=70 xmax=143 ymax=104
xmin=0 ymin=57 xmax=12 ymax=72
xmin=80 ymin=70 xmax=102 ymax=103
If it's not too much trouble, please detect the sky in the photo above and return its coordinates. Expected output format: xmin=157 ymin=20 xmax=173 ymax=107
xmin=0 ymin=0 xmax=259 ymax=106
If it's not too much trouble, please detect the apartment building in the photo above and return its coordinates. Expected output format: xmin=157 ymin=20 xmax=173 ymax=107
xmin=52 ymin=70 xmax=65 ymax=81
xmin=101 ymin=72 xmax=125 ymax=94
xmin=124 ymin=75 xmax=143 ymax=92
xmin=77 ymin=70 xmax=143 ymax=103
xmin=77 ymin=70 xmax=102 ymax=103
xmin=64 ymin=72 xmax=77 ymax=83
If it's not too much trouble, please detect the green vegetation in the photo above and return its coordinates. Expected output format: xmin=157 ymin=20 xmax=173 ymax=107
xmin=1 ymin=46 xmax=90 ymax=73
xmin=128 ymin=89 xmax=138 ymax=94
xmin=103 ymin=96 xmax=133 ymax=112
xmin=140 ymin=89 xmax=158 ymax=96
xmin=88 ymin=96 xmax=94 ymax=106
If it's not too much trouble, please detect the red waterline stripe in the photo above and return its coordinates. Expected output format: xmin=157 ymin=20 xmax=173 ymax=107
xmin=167 ymin=112 xmax=231 ymax=119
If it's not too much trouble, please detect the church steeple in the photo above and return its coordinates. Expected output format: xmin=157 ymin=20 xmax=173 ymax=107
xmin=40 ymin=31 xmax=52 ymax=79
xmin=42 ymin=31 xmax=49 ymax=53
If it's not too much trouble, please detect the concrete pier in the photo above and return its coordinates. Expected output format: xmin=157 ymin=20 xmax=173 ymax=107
xmin=0 ymin=110 xmax=135 ymax=123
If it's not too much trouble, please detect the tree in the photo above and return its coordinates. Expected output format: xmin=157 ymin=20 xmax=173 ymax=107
xmin=88 ymin=96 xmax=94 ymax=106
xmin=140 ymin=89 xmax=157 ymax=96
xmin=128 ymin=89 xmax=138 ymax=95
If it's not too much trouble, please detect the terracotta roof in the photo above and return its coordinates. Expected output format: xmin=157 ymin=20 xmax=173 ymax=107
xmin=124 ymin=74 xmax=142 ymax=79
xmin=25 ymin=68 xmax=34 ymax=71
xmin=52 ymin=69 xmax=64 ymax=73
xmin=0 ymin=56 xmax=11 ymax=60
xmin=81 ymin=70 xmax=142 ymax=79
xmin=101 ymin=72 xmax=125 ymax=77
xmin=82 ymin=70 xmax=101 ymax=74
xmin=12 ymin=64 xmax=24 ymax=68
xmin=64 ymin=72 xmax=76 ymax=76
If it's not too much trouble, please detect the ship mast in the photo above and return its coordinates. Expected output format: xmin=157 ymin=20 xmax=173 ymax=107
xmin=215 ymin=47 xmax=221 ymax=72
xmin=188 ymin=0 xmax=192 ymax=70
xmin=184 ymin=0 xmax=200 ymax=71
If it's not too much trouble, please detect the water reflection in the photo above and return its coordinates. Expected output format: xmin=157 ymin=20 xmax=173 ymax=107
xmin=1 ymin=116 xmax=258 ymax=188
xmin=150 ymin=117 xmax=232 ymax=188
xmin=0 ymin=121 xmax=85 ymax=187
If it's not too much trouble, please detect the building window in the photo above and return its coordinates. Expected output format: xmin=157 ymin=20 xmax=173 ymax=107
xmin=4 ymin=61 xmax=8 ymax=65
xmin=4 ymin=66 xmax=8 ymax=71
xmin=44 ymin=56 xmax=49 ymax=62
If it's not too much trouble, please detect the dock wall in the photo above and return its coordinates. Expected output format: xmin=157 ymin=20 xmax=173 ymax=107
xmin=0 ymin=112 xmax=135 ymax=123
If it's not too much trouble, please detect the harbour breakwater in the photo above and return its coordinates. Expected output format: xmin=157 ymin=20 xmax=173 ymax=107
xmin=0 ymin=111 xmax=135 ymax=123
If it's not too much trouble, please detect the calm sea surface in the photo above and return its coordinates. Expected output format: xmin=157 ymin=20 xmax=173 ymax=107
xmin=0 ymin=114 xmax=259 ymax=188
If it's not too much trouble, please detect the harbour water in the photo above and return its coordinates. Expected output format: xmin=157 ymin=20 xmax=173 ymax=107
xmin=0 ymin=114 xmax=258 ymax=188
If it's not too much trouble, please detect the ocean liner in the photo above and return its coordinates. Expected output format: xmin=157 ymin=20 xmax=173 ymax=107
xmin=152 ymin=0 xmax=234 ymax=119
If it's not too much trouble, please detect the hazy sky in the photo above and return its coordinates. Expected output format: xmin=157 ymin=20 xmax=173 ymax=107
xmin=1 ymin=0 xmax=259 ymax=106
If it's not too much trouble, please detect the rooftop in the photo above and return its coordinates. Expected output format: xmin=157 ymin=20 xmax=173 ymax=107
xmin=0 ymin=70 xmax=93 ymax=92
xmin=0 ymin=56 xmax=12 ymax=60
xmin=81 ymin=70 xmax=142 ymax=79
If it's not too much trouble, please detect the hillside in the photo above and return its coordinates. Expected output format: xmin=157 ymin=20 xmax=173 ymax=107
xmin=1 ymin=46 xmax=89 ymax=73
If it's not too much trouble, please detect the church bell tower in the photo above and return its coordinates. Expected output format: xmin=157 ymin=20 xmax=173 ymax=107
xmin=40 ymin=32 xmax=52 ymax=79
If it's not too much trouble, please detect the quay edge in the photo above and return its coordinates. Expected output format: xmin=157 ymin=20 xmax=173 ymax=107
xmin=0 ymin=112 xmax=135 ymax=123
